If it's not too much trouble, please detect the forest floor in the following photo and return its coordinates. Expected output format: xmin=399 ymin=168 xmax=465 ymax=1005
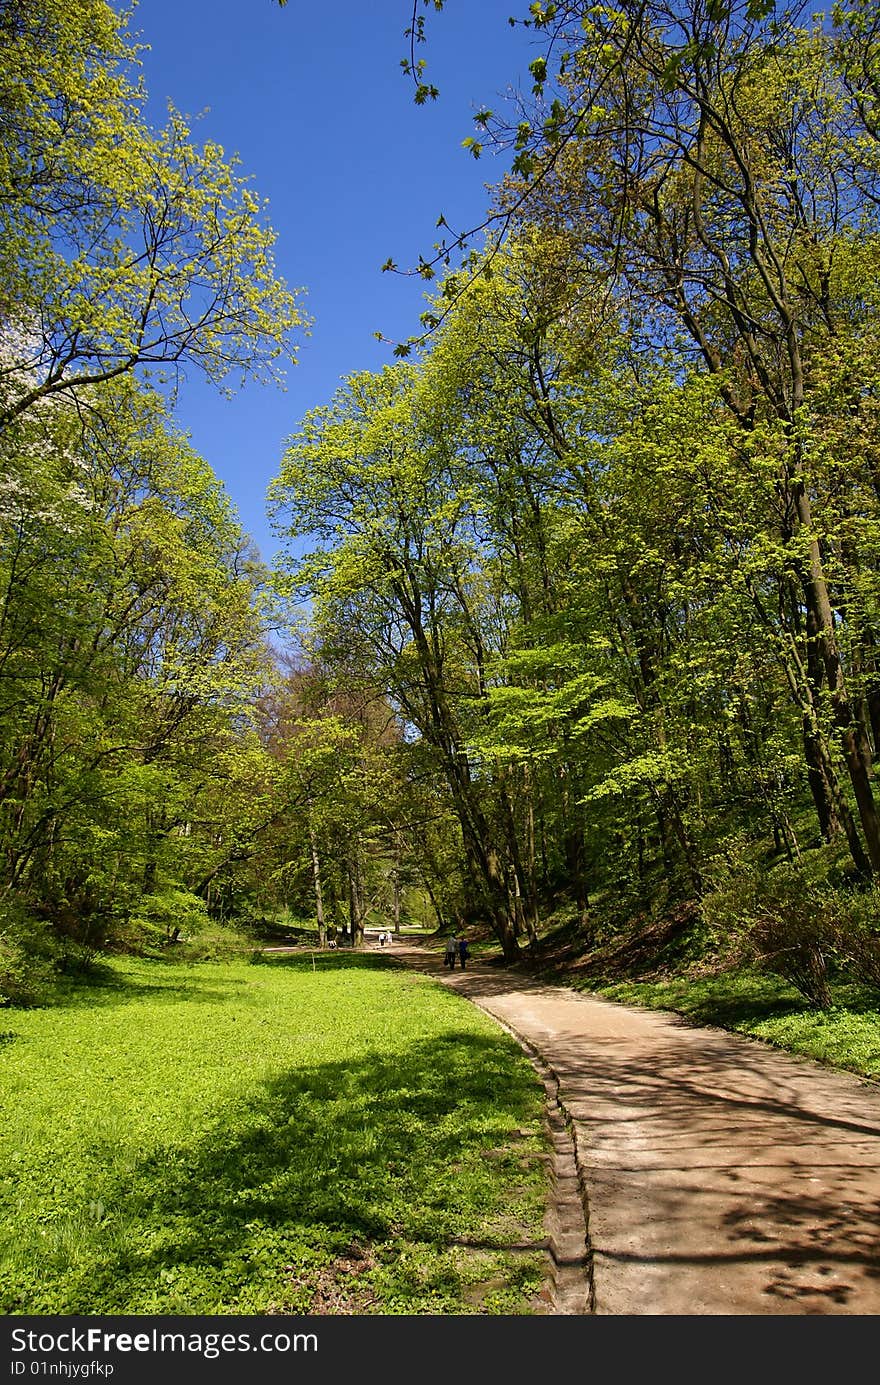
xmin=381 ymin=934 xmax=880 ymax=1316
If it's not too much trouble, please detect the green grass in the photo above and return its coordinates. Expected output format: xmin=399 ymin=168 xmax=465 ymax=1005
xmin=577 ymin=968 xmax=880 ymax=1081
xmin=0 ymin=953 xmax=549 ymax=1315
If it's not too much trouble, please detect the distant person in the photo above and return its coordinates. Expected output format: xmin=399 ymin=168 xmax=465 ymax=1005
xmin=444 ymin=932 xmax=457 ymax=969
xmin=458 ymin=936 xmax=470 ymax=970
xmin=379 ymin=930 xmax=387 ymax=946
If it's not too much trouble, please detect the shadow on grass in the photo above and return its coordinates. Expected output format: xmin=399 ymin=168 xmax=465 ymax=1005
xmin=251 ymin=951 xmax=399 ymax=973
xmin=594 ymin=974 xmax=880 ymax=1031
xmin=672 ymin=990 xmax=807 ymax=1029
xmin=5 ymin=1029 xmax=544 ymax=1314
xmin=48 ymin=963 xmax=251 ymax=1012
xmin=23 ymin=950 xmax=423 ymax=1015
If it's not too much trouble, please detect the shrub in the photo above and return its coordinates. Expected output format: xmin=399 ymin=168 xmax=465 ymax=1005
xmin=828 ymin=884 xmax=880 ymax=993
xmin=173 ymin=920 xmax=255 ymax=962
xmin=127 ymin=887 xmax=213 ymax=952
xmin=703 ymin=865 xmax=835 ymax=1009
xmin=0 ymin=908 xmax=57 ymax=1008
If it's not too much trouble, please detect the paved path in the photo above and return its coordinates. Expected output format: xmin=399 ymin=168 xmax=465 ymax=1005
xmin=385 ymin=938 xmax=880 ymax=1316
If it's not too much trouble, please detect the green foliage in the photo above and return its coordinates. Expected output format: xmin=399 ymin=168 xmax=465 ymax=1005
xmin=10 ymin=0 xmax=880 ymax=1003
xmin=0 ymin=0 xmax=308 ymax=989
xmin=702 ymin=866 xmax=837 ymax=1009
xmin=126 ymin=888 xmax=214 ymax=950
xmin=0 ymin=0 xmax=305 ymax=424
xmin=0 ymin=906 xmax=56 ymax=1008
xmin=0 ymin=954 xmax=548 ymax=1314
xmin=826 ymin=885 xmax=880 ymax=992
xmin=0 ymin=377 xmax=276 ymax=954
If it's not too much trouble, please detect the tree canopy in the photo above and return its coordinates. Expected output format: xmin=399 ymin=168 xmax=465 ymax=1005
xmin=265 ymin=0 xmax=880 ymax=970
xmin=6 ymin=0 xmax=880 ymax=1002
xmin=0 ymin=0 xmax=305 ymax=994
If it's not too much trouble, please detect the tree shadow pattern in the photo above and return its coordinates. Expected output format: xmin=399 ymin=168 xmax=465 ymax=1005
xmin=3 ymin=1029 xmax=548 ymax=1315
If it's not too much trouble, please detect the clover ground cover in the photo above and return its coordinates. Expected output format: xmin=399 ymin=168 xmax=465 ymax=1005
xmin=0 ymin=953 xmax=548 ymax=1314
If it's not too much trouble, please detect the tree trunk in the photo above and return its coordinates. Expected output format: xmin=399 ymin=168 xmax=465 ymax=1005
xmin=392 ymin=860 xmax=401 ymax=936
xmin=794 ymin=536 xmax=879 ymax=874
xmin=501 ymin=784 xmax=539 ymax=945
xmin=308 ymin=816 xmax=326 ymax=947
xmin=347 ymin=849 xmax=364 ymax=949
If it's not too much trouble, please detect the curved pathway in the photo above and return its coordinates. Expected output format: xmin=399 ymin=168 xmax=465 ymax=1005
xmin=384 ymin=937 xmax=880 ymax=1316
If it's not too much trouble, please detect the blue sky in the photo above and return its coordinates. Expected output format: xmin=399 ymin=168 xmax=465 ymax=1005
xmin=128 ymin=0 xmax=533 ymax=563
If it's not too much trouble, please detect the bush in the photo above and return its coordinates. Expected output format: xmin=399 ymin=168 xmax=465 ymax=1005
xmin=173 ymin=920 xmax=255 ymax=963
xmin=0 ymin=909 xmax=57 ymax=1008
xmin=127 ymin=887 xmax=213 ymax=953
xmin=703 ymin=865 xmax=835 ymax=1009
xmin=828 ymin=884 xmax=880 ymax=993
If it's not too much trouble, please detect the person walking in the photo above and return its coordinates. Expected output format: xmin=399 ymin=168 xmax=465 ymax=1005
xmin=444 ymin=932 xmax=457 ymax=969
xmin=458 ymin=936 xmax=470 ymax=970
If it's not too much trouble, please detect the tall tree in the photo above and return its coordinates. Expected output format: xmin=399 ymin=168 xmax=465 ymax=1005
xmin=0 ymin=376 xmax=275 ymax=945
xmin=476 ymin=0 xmax=880 ymax=875
xmin=269 ymin=366 xmax=527 ymax=957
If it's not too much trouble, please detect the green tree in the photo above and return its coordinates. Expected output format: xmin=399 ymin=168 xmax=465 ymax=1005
xmin=0 ymin=0 xmax=305 ymax=428
xmin=0 ymin=376 xmax=276 ymax=968
xmin=269 ymin=366 xmax=529 ymax=957
xmin=417 ymin=231 xmax=823 ymax=914
xmin=0 ymin=0 xmax=307 ymax=994
xmin=480 ymin=0 xmax=880 ymax=876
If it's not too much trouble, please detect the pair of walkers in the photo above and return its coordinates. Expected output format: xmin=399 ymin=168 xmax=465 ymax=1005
xmin=443 ymin=932 xmax=469 ymax=970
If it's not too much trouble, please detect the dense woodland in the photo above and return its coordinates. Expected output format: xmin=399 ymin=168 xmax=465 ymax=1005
xmin=4 ymin=0 xmax=880 ymax=1008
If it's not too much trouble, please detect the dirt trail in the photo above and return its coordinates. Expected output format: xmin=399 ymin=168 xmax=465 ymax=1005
xmin=384 ymin=937 xmax=880 ymax=1316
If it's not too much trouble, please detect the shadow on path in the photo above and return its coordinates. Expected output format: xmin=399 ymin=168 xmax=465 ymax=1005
xmin=388 ymin=941 xmax=880 ymax=1316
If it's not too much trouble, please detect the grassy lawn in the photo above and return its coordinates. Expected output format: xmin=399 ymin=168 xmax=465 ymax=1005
xmin=0 ymin=953 xmax=549 ymax=1315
